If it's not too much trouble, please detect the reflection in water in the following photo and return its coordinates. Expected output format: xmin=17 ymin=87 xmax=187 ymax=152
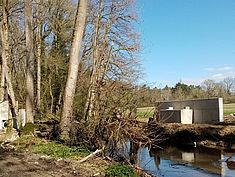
xmin=136 ymin=146 xmax=235 ymax=177
xmin=149 ymin=150 xmax=161 ymax=169
xmin=129 ymin=141 xmax=139 ymax=164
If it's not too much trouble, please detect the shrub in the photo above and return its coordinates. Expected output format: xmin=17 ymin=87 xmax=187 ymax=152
xmin=105 ymin=164 xmax=139 ymax=177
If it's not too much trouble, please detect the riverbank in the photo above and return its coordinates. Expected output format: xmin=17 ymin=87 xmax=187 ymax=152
xmin=147 ymin=116 xmax=235 ymax=150
xmin=0 ymin=136 xmax=154 ymax=177
xmin=0 ymin=137 xmax=110 ymax=177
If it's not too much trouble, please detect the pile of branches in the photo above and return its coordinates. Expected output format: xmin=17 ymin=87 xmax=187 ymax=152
xmin=70 ymin=111 xmax=161 ymax=154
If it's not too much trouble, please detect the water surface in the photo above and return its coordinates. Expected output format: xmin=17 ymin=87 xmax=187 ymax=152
xmin=126 ymin=143 xmax=235 ymax=177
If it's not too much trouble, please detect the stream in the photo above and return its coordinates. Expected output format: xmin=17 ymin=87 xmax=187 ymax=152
xmin=123 ymin=142 xmax=235 ymax=177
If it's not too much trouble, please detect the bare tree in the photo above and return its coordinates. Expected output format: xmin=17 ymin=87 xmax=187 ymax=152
xmin=24 ymin=0 xmax=34 ymax=123
xmin=84 ymin=0 xmax=104 ymax=121
xmin=84 ymin=0 xmax=140 ymax=121
xmin=201 ymin=79 xmax=225 ymax=98
xmin=222 ymin=77 xmax=235 ymax=95
xmin=60 ymin=0 xmax=88 ymax=141
xmin=36 ymin=0 xmax=42 ymax=108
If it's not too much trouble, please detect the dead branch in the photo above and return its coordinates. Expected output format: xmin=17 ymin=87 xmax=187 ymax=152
xmin=78 ymin=148 xmax=103 ymax=163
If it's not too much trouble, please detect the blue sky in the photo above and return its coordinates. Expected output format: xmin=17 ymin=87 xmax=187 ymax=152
xmin=137 ymin=0 xmax=235 ymax=87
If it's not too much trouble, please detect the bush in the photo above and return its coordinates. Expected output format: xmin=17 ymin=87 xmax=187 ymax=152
xmin=105 ymin=164 xmax=139 ymax=177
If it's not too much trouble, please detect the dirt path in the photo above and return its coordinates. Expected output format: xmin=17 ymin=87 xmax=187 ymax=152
xmin=0 ymin=147 xmax=106 ymax=177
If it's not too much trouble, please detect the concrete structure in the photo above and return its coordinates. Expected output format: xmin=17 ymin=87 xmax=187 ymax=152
xmin=156 ymin=98 xmax=223 ymax=124
xmin=0 ymin=101 xmax=9 ymax=129
xmin=0 ymin=101 xmax=25 ymax=130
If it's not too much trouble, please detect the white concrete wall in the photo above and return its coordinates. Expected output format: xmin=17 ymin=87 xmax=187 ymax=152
xmin=181 ymin=109 xmax=193 ymax=124
xmin=157 ymin=98 xmax=223 ymax=124
xmin=0 ymin=101 xmax=9 ymax=129
xmin=0 ymin=101 xmax=22 ymax=129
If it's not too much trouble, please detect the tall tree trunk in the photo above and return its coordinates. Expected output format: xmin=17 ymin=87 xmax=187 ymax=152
xmin=24 ymin=0 xmax=34 ymax=123
xmin=0 ymin=65 xmax=5 ymax=102
xmin=60 ymin=0 xmax=88 ymax=141
xmin=0 ymin=0 xmax=18 ymax=130
xmin=84 ymin=0 xmax=112 ymax=121
xmin=84 ymin=0 xmax=103 ymax=121
xmin=36 ymin=0 xmax=42 ymax=108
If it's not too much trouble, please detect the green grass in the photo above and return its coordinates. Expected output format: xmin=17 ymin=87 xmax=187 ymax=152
xmin=15 ymin=136 xmax=90 ymax=159
xmin=224 ymin=103 xmax=235 ymax=115
xmin=136 ymin=107 xmax=154 ymax=122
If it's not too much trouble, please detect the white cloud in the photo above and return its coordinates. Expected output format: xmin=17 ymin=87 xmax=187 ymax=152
xmin=155 ymin=66 xmax=235 ymax=87
xmin=182 ymin=66 xmax=235 ymax=86
xmin=212 ymin=73 xmax=223 ymax=78
xmin=204 ymin=66 xmax=233 ymax=72
xmin=182 ymin=77 xmax=205 ymax=86
xmin=204 ymin=65 xmax=235 ymax=82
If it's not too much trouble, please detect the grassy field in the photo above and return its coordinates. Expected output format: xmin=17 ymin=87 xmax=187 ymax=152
xmin=224 ymin=103 xmax=235 ymax=115
xmin=137 ymin=103 xmax=235 ymax=122
xmin=136 ymin=107 xmax=155 ymax=122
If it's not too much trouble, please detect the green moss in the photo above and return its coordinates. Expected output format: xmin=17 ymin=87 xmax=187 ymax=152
xmin=32 ymin=141 xmax=90 ymax=158
xmin=105 ymin=164 xmax=139 ymax=177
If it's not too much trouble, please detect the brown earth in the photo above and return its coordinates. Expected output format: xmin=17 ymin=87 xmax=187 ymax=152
xmin=147 ymin=115 xmax=235 ymax=149
xmin=0 ymin=144 xmax=109 ymax=177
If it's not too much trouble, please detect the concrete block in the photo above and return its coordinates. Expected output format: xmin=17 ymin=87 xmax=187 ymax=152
xmin=181 ymin=109 xmax=193 ymax=124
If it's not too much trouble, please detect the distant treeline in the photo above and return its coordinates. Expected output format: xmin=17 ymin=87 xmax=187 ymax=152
xmin=135 ymin=78 xmax=235 ymax=107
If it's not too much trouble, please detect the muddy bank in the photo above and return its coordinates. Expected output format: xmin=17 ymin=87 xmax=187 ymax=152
xmin=0 ymin=141 xmax=109 ymax=177
xmin=147 ymin=121 xmax=235 ymax=149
